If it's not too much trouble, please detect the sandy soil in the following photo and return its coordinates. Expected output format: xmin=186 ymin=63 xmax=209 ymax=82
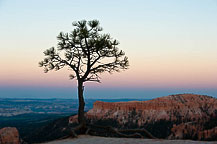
xmin=43 ymin=135 xmax=217 ymax=144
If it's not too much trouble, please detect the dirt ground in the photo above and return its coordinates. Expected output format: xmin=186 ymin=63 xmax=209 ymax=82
xmin=43 ymin=135 xmax=217 ymax=144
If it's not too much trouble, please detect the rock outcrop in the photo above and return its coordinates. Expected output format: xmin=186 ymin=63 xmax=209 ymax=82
xmin=169 ymin=123 xmax=217 ymax=140
xmin=69 ymin=94 xmax=217 ymax=140
xmin=0 ymin=127 xmax=20 ymax=144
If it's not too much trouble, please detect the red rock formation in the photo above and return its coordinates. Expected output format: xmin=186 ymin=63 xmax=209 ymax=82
xmin=169 ymin=123 xmax=217 ymax=140
xmin=198 ymin=127 xmax=217 ymax=140
xmin=84 ymin=94 xmax=217 ymax=125
xmin=69 ymin=94 xmax=217 ymax=140
xmin=0 ymin=127 xmax=20 ymax=144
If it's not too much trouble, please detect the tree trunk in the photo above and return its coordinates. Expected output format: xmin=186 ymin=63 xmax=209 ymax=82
xmin=77 ymin=80 xmax=85 ymax=125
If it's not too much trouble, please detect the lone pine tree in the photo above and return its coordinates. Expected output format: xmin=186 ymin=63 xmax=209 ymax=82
xmin=39 ymin=20 xmax=129 ymax=126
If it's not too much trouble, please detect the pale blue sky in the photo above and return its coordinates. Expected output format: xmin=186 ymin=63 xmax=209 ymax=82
xmin=0 ymin=0 xmax=217 ymax=98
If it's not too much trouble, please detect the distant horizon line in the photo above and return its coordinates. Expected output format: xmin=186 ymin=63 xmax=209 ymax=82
xmin=0 ymin=93 xmax=216 ymax=100
xmin=0 ymin=98 xmax=150 ymax=100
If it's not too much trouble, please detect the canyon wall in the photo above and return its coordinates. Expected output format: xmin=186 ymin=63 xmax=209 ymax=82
xmin=69 ymin=94 xmax=217 ymax=140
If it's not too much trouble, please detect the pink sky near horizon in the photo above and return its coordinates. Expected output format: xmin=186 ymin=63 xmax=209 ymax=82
xmin=1 ymin=53 xmax=217 ymax=89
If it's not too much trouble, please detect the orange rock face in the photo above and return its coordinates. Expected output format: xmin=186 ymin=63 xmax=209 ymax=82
xmin=0 ymin=127 xmax=20 ymax=144
xmin=169 ymin=123 xmax=217 ymax=140
xmin=69 ymin=94 xmax=217 ymax=140
xmin=85 ymin=94 xmax=217 ymax=125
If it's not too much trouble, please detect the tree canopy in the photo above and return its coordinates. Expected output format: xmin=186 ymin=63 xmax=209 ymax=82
xmin=39 ymin=20 xmax=129 ymax=83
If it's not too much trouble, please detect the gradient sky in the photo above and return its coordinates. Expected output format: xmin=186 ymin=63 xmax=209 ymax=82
xmin=0 ymin=0 xmax=217 ymax=99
